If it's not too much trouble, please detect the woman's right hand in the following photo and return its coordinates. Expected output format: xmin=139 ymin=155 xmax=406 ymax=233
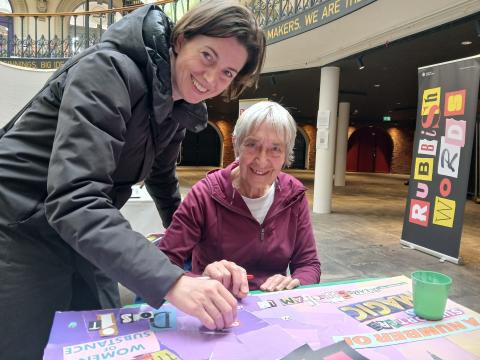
xmin=164 ymin=275 xmax=237 ymax=330
xmin=202 ymin=260 xmax=249 ymax=298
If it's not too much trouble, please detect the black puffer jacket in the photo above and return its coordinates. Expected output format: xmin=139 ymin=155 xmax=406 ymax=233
xmin=0 ymin=5 xmax=205 ymax=306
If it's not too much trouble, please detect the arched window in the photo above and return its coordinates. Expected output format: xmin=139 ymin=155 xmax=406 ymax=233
xmin=70 ymin=1 xmax=124 ymax=29
xmin=69 ymin=1 xmax=123 ymax=52
xmin=65 ymin=0 xmax=200 ymax=55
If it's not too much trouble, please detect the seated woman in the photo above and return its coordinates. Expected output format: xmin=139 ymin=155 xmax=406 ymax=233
xmin=159 ymin=101 xmax=321 ymax=298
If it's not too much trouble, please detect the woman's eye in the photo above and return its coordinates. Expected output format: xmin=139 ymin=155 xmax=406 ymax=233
xmin=224 ymin=70 xmax=233 ymax=78
xmin=202 ymin=52 xmax=212 ymax=61
xmin=271 ymin=146 xmax=284 ymax=156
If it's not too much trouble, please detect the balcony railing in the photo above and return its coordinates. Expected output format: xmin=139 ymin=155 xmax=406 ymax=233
xmin=0 ymin=0 xmax=186 ymax=59
xmin=0 ymin=0 xmax=324 ymax=61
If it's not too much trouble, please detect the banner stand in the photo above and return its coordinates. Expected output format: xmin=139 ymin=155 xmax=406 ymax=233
xmin=400 ymin=239 xmax=463 ymax=265
xmin=401 ymin=54 xmax=480 ymax=263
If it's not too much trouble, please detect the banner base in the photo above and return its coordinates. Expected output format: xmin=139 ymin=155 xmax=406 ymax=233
xmin=400 ymin=240 xmax=463 ymax=265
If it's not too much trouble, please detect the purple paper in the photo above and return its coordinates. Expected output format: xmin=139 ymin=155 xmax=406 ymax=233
xmin=44 ymin=276 xmax=480 ymax=360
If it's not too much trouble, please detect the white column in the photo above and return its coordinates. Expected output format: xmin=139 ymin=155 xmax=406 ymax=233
xmin=334 ymin=102 xmax=350 ymax=187
xmin=313 ymin=67 xmax=340 ymax=214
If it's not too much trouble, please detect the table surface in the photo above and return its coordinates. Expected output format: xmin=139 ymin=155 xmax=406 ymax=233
xmin=44 ymin=276 xmax=480 ymax=360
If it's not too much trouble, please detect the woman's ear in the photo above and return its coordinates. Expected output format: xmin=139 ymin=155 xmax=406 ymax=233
xmin=232 ymin=136 xmax=238 ymax=156
xmin=174 ymin=34 xmax=186 ymax=54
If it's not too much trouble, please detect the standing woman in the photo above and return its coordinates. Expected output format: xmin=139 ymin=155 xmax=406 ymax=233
xmin=0 ymin=1 xmax=265 ymax=357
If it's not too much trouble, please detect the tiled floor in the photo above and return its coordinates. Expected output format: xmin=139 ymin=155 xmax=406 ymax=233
xmin=172 ymin=167 xmax=480 ymax=312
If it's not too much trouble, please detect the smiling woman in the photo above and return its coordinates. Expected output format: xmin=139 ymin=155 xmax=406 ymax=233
xmin=159 ymin=101 xmax=321 ymax=298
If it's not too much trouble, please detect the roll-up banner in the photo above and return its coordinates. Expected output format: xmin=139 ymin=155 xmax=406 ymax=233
xmin=401 ymin=55 xmax=480 ymax=264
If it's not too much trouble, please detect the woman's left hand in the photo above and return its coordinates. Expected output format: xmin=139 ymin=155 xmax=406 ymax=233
xmin=259 ymin=275 xmax=300 ymax=292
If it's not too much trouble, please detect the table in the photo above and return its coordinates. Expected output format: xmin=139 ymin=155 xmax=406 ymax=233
xmin=119 ymin=185 xmax=165 ymax=236
xmin=43 ymin=276 xmax=480 ymax=359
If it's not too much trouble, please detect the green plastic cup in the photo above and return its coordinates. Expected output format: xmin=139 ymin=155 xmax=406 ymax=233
xmin=411 ymin=271 xmax=452 ymax=321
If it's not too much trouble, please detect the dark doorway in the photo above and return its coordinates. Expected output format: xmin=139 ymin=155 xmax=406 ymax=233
xmin=179 ymin=123 xmax=221 ymax=166
xmin=290 ymin=131 xmax=306 ymax=169
xmin=347 ymin=127 xmax=393 ymax=173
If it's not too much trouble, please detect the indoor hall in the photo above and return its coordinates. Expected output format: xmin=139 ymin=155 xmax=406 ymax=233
xmin=2 ymin=0 xmax=480 ymax=357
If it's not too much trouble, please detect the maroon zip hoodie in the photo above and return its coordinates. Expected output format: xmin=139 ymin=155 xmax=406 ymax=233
xmin=160 ymin=161 xmax=321 ymax=290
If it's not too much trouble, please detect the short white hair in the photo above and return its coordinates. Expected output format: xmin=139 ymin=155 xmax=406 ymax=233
xmin=233 ymin=101 xmax=297 ymax=166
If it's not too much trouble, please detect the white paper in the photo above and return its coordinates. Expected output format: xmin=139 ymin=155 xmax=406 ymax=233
xmin=317 ymin=110 xmax=330 ymax=127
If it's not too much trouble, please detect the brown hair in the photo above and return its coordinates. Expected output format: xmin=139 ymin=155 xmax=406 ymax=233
xmin=172 ymin=0 xmax=266 ymax=100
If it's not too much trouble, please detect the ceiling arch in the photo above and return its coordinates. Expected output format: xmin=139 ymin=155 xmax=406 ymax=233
xmin=9 ymin=0 xmax=28 ymax=13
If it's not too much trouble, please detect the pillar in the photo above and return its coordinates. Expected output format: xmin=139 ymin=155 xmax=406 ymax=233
xmin=334 ymin=102 xmax=350 ymax=186
xmin=313 ymin=66 xmax=340 ymax=214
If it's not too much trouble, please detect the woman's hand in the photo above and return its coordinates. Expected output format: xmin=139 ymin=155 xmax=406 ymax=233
xmin=202 ymin=260 xmax=249 ymax=298
xmin=259 ymin=274 xmax=300 ymax=292
xmin=165 ymin=275 xmax=237 ymax=330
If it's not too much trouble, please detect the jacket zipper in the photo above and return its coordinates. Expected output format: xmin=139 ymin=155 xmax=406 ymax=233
xmin=260 ymin=227 xmax=265 ymax=241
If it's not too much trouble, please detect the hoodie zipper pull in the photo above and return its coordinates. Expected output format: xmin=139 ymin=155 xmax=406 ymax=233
xmin=260 ymin=227 xmax=265 ymax=241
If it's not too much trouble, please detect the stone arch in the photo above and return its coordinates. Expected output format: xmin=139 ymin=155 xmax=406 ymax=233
xmin=207 ymin=120 xmax=224 ymax=166
xmin=9 ymin=0 xmax=28 ymax=13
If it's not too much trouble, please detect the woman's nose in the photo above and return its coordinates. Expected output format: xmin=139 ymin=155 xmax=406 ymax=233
xmin=204 ymin=68 xmax=217 ymax=87
xmin=256 ymin=146 xmax=269 ymax=163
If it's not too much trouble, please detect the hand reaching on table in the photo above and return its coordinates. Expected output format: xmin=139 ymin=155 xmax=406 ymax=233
xmin=202 ymin=260 xmax=249 ymax=299
xmin=260 ymin=274 xmax=300 ymax=292
xmin=164 ymin=275 xmax=237 ymax=330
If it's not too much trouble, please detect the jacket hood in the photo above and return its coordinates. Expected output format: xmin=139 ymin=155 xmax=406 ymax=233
xmin=101 ymin=5 xmax=207 ymax=133
xmin=205 ymin=161 xmax=306 ymax=210
xmin=101 ymin=5 xmax=157 ymax=74
xmin=101 ymin=5 xmax=172 ymax=124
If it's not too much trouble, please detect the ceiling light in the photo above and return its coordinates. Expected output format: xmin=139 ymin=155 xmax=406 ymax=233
xmin=461 ymin=40 xmax=472 ymax=45
xmin=356 ymin=56 xmax=365 ymax=70
xmin=373 ymin=84 xmax=381 ymax=88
